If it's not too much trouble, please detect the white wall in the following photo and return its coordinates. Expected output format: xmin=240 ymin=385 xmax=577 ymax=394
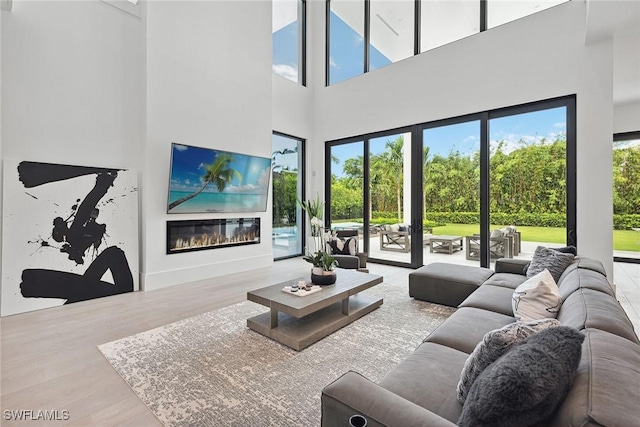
xmin=614 ymin=101 xmax=640 ymax=133
xmin=310 ymin=1 xmax=616 ymax=277
xmin=143 ymin=0 xmax=273 ymax=290
xmin=1 ymin=0 xmax=145 ymax=169
xmin=1 ymin=0 xmax=145 ymax=303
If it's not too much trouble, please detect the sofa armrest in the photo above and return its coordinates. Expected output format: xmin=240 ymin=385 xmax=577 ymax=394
xmin=321 ymin=371 xmax=457 ymax=427
xmin=494 ymin=258 xmax=529 ymax=275
xmin=333 ymin=255 xmax=360 ymax=270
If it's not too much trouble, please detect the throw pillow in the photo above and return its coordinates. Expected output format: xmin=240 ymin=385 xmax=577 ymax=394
xmin=490 ymin=229 xmax=505 ymax=238
xmin=550 ymin=245 xmax=578 ymax=256
xmin=328 ymin=237 xmax=356 ymax=255
xmin=456 ymin=318 xmax=560 ymax=404
xmin=526 ymin=246 xmax=575 ymax=282
xmin=512 ymin=269 xmax=562 ymax=322
xmin=458 ymin=326 xmax=584 ymax=427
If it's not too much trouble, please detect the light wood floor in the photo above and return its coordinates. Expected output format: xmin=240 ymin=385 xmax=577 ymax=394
xmin=1 ymin=259 xmax=638 ymax=426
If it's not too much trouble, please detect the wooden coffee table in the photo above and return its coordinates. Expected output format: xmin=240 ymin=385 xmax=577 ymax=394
xmin=246 ymin=268 xmax=383 ymax=351
xmin=430 ymin=235 xmax=463 ymax=254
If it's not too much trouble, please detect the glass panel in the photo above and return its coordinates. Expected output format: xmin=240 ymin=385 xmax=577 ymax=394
xmin=423 ymin=121 xmax=481 ymax=264
xmin=329 ymin=142 xmax=365 ymax=250
xmin=369 ymin=132 xmax=412 ymax=263
xmin=613 ymin=136 xmax=640 ymax=260
xmin=420 ymin=0 xmax=480 ymax=52
xmin=273 ymin=0 xmax=301 ymax=83
xmin=489 ymin=107 xmax=567 ymax=262
xmin=272 ymin=133 xmax=304 ymax=259
xmin=369 ymin=0 xmax=414 ymax=71
xmin=329 ymin=0 xmax=365 ymax=85
xmin=487 ymin=0 xmax=568 ymax=29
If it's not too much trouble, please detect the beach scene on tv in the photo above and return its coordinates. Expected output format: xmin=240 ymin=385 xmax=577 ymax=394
xmin=167 ymin=143 xmax=271 ymax=214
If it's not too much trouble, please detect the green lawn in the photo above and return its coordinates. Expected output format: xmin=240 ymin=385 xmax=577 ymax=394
xmin=430 ymin=224 xmax=640 ymax=252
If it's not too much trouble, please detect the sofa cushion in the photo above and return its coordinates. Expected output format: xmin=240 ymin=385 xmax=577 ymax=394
xmin=482 ymin=273 xmax=526 ymax=290
xmin=548 ymin=329 xmax=640 ymax=427
xmin=557 ymin=289 xmax=639 ymax=344
xmin=458 ymin=285 xmax=515 ymax=316
xmin=379 ymin=342 xmax=467 ymax=424
xmin=557 ymin=268 xmax=615 ymax=300
xmin=424 ymin=307 xmax=515 ymax=354
xmin=576 ymin=257 xmax=607 ymax=276
xmin=512 ymin=269 xmax=562 ymax=322
xmin=456 ymin=318 xmax=560 ymax=404
xmin=409 ymin=263 xmax=494 ymax=307
xmin=458 ymin=326 xmax=584 ymax=427
xmin=527 ymin=246 xmax=575 ymax=282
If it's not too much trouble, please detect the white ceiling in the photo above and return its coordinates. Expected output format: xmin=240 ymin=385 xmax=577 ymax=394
xmin=586 ymin=0 xmax=640 ymax=106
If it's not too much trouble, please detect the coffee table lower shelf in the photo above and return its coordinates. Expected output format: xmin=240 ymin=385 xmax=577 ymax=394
xmin=247 ymin=295 xmax=382 ymax=351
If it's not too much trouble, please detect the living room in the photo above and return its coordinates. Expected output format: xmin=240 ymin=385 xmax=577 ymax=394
xmin=1 ymin=0 xmax=639 ymax=425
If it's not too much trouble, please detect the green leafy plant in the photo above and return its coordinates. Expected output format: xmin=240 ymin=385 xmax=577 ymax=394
xmin=302 ymin=250 xmax=338 ymax=271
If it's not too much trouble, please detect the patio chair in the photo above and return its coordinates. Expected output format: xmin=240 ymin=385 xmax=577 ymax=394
xmin=379 ymin=224 xmax=410 ymax=252
xmin=465 ymin=229 xmax=514 ymax=260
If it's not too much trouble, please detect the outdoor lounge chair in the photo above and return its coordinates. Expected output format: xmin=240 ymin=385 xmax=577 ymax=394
xmin=379 ymin=224 xmax=410 ymax=252
xmin=465 ymin=229 xmax=514 ymax=260
xmin=379 ymin=224 xmax=433 ymax=252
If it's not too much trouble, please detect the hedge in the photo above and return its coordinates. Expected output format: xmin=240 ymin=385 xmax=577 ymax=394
xmin=369 ymin=211 xmax=640 ymax=230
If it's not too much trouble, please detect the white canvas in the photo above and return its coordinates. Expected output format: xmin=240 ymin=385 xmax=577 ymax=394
xmin=1 ymin=159 xmax=139 ymax=316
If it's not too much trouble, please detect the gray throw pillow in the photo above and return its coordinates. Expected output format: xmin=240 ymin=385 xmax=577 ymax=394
xmin=526 ymin=246 xmax=575 ymax=282
xmin=458 ymin=326 xmax=585 ymax=427
xmin=456 ymin=318 xmax=560 ymax=404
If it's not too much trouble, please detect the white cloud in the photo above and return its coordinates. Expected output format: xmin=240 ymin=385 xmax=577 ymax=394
xmin=272 ymin=64 xmax=298 ymax=82
xmin=329 ymin=57 xmax=338 ymax=68
xmin=174 ymin=144 xmax=188 ymax=152
xmin=258 ymin=168 xmax=271 ymax=186
xmin=554 ymin=122 xmax=566 ymax=129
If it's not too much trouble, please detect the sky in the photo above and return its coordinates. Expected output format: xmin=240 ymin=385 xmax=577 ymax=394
xmin=169 ymin=144 xmax=271 ymax=194
xmin=329 ymin=107 xmax=568 ymax=178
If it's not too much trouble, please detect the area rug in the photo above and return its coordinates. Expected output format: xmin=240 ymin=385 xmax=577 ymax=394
xmin=98 ymin=278 xmax=455 ymax=427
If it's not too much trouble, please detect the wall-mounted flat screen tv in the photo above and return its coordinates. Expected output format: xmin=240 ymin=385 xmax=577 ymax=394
xmin=167 ymin=143 xmax=272 ymax=214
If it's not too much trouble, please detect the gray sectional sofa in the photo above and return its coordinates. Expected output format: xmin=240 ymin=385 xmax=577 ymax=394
xmin=321 ymin=256 xmax=640 ymax=427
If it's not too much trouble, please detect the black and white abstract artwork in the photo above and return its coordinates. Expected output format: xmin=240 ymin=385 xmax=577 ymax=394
xmin=1 ymin=160 xmax=139 ymax=316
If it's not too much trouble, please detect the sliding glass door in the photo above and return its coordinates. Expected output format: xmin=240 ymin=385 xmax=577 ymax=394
xmin=613 ymin=131 xmax=640 ymax=263
xmin=419 ymin=97 xmax=575 ymax=268
xmin=488 ymin=104 xmax=573 ymax=263
xmin=422 ymin=120 xmax=481 ymax=263
xmin=272 ymin=132 xmax=304 ymax=260
xmin=327 ymin=97 xmax=575 ymax=269
xmin=327 ymin=128 xmax=419 ymax=268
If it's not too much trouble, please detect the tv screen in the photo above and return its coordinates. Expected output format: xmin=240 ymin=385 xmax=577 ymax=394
xmin=167 ymin=143 xmax=272 ymax=214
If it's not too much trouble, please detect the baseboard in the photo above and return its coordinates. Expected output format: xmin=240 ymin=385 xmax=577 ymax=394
xmin=140 ymin=254 xmax=274 ymax=291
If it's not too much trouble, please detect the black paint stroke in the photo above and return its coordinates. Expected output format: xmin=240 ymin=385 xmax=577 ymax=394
xmin=20 ymin=246 xmax=134 ymax=304
xmin=17 ymin=161 xmax=118 ymax=188
xmin=50 ymin=170 xmax=117 ymax=264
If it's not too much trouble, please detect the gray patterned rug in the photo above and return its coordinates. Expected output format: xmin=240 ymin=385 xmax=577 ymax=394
xmin=98 ymin=278 xmax=455 ymax=427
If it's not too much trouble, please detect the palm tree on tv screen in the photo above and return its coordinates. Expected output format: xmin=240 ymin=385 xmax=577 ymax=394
xmin=169 ymin=153 xmax=242 ymax=210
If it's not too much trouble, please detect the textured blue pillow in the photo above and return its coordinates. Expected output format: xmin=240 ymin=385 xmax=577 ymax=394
xmin=458 ymin=326 xmax=584 ymax=427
